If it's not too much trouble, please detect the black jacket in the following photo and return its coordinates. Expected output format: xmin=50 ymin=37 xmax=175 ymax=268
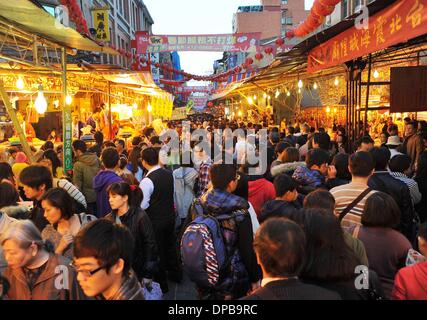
xmin=368 ymin=172 xmax=416 ymax=242
xmin=415 ymin=176 xmax=427 ymax=223
xmin=303 ymin=270 xmax=386 ymax=300
xmin=259 ymin=197 xmax=304 ymax=224
xmin=106 ymin=207 xmax=159 ymax=280
xmin=242 ymin=278 xmax=341 ymax=300
xmin=29 ymin=200 xmax=49 ymax=232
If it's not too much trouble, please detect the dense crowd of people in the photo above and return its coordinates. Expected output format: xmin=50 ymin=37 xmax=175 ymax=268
xmin=0 ymin=116 xmax=427 ymax=300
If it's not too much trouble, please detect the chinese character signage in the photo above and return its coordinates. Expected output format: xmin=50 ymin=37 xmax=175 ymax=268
xmin=134 ymin=33 xmax=261 ymax=54
xmin=307 ymin=0 xmax=427 ymax=73
xmin=176 ymin=86 xmax=213 ymax=94
xmin=63 ymin=103 xmax=73 ymax=173
xmin=92 ymin=7 xmax=110 ymax=42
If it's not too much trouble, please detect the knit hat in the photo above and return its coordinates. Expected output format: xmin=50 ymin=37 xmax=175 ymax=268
xmin=15 ymin=152 xmax=27 ymax=163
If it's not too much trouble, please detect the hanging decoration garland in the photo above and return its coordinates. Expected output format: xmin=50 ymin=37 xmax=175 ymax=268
xmin=63 ymin=0 xmax=341 ymax=83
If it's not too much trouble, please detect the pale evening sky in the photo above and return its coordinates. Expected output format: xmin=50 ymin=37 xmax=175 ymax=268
xmin=143 ymin=0 xmax=314 ymax=79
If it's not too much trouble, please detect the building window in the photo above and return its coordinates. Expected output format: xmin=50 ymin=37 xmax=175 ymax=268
xmin=124 ymin=1 xmax=130 ymax=22
xmin=281 ymin=0 xmax=288 ymax=4
xmin=342 ymin=0 xmax=349 ymax=17
xmin=43 ymin=5 xmax=55 ymax=17
xmin=353 ymin=0 xmax=363 ymax=12
xmin=118 ymin=0 xmax=123 ymax=15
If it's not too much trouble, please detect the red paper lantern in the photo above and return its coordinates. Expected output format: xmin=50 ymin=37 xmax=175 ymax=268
xmin=285 ymin=30 xmax=295 ymax=38
xmin=154 ymin=63 xmax=160 ymax=68
xmin=265 ymin=47 xmax=274 ymax=55
xmin=245 ymin=58 xmax=254 ymax=65
xmin=255 ymin=53 xmax=263 ymax=60
xmin=207 ymin=102 xmax=214 ymax=107
xmin=312 ymin=0 xmax=334 ymax=17
xmin=320 ymin=0 xmax=341 ymax=6
xmin=275 ymin=38 xmax=285 ymax=46
xmin=300 ymin=22 xmax=312 ymax=35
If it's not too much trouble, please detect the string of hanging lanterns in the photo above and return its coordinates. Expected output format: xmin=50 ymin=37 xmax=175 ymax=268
xmin=62 ymin=0 xmax=341 ymax=82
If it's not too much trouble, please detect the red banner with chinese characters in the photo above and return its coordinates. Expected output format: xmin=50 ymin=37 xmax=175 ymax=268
xmin=134 ymin=32 xmax=261 ymax=54
xmin=307 ymin=0 xmax=427 ymax=73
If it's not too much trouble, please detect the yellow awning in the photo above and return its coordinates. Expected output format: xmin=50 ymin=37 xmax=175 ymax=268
xmin=0 ymin=0 xmax=116 ymax=54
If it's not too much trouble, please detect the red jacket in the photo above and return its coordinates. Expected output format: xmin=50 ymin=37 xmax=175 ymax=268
xmin=391 ymin=262 xmax=427 ymax=300
xmin=248 ymin=178 xmax=276 ymax=217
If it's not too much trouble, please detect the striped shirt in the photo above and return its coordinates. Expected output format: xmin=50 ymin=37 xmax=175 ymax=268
xmin=330 ymin=182 xmax=377 ymax=232
xmin=390 ymin=172 xmax=422 ymax=205
xmin=53 ymin=178 xmax=87 ymax=209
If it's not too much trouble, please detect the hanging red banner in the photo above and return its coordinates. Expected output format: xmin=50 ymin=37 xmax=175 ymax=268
xmin=134 ymin=32 xmax=261 ymax=54
xmin=307 ymin=0 xmax=427 ymax=73
xmin=159 ymin=79 xmax=187 ymax=86
xmin=176 ymin=86 xmax=213 ymax=94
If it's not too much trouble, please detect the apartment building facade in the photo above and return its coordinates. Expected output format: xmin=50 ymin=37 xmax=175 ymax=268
xmin=40 ymin=0 xmax=154 ymax=68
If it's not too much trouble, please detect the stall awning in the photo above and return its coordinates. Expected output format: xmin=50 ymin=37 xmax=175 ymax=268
xmin=0 ymin=0 xmax=116 ymax=54
xmin=100 ymin=72 xmax=168 ymax=96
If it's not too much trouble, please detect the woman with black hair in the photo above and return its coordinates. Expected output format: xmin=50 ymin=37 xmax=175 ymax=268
xmin=42 ymin=149 xmax=63 ymax=178
xmin=41 ymin=188 xmax=96 ymax=258
xmin=0 ymin=181 xmax=28 ymax=219
xmin=0 ymin=162 xmax=16 ymax=188
xmin=127 ymin=146 xmax=144 ymax=182
xmin=353 ymin=192 xmax=412 ymax=298
xmin=326 ymin=153 xmax=351 ymax=189
xmin=299 ymin=209 xmax=385 ymax=300
xmin=232 ymin=170 xmax=260 ymax=237
xmin=106 ymin=182 xmax=159 ymax=285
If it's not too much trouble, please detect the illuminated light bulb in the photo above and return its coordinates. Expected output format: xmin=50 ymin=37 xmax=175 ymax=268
xmin=333 ymin=107 xmax=337 ymax=113
xmin=298 ymin=88 xmax=301 ymax=94
xmin=268 ymin=95 xmax=271 ymax=100
xmin=275 ymin=89 xmax=280 ymax=98
xmin=35 ymin=85 xmax=47 ymax=114
xmin=298 ymin=79 xmax=303 ymax=88
xmin=373 ymin=70 xmax=379 ymax=79
xmin=253 ymin=95 xmax=257 ymax=100
xmin=238 ymin=110 xmax=243 ymax=117
xmin=263 ymin=93 xmax=267 ymax=99
xmin=66 ymin=95 xmax=73 ymax=105
xmin=54 ymin=100 xmax=60 ymax=109
xmin=334 ymin=77 xmax=339 ymax=86
xmin=286 ymin=91 xmax=290 ymax=97
xmin=326 ymin=107 xmax=331 ymax=113
xmin=147 ymin=103 xmax=152 ymax=112
xmin=247 ymin=97 xmax=254 ymax=105
xmin=133 ymin=103 xmax=138 ymax=109
xmin=16 ymin=77 xmax=25 ymax=90
xmin=313 ymin=82 xmax=318 ymax=90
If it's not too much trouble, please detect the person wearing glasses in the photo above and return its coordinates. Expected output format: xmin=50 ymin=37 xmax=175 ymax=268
xmin=0 ymin=220 xmax=84 ymax=300
xmin=72 ymin=219 xmax=144 ymax=300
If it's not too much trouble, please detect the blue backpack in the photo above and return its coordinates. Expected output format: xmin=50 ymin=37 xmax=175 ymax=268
xmin=181 ymin=202 xmax=237 ymax=289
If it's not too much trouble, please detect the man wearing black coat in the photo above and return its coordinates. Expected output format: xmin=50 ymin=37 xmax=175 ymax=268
xmin=243 ymin=218 xmax=341 ymax=300
xmin=368 ymin=147 xmax=416 ymax=243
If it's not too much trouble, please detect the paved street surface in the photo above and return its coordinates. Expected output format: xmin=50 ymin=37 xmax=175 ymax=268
xmin=163 ymin=273 xmax=198 ymax=300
